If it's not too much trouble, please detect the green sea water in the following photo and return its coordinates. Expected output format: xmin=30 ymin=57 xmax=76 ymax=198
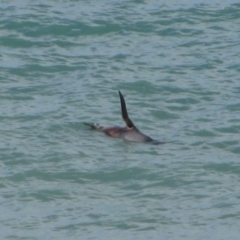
xmin=1 ymin=1 xmax=240 ymax=239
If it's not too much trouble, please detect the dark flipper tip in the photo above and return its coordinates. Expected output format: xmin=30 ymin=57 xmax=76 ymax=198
xmin=151 ymin=140 xmax=166 ymax=145
xmin=83 ymin=122 xmax=94 ymax=128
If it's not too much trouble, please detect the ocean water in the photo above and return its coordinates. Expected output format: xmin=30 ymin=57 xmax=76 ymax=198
xmin=1 ymin=1 xmax=240 ymax=239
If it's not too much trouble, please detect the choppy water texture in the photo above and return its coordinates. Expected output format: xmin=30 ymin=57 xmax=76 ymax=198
xmin=1 ymin=1 xmax=240 ymax=239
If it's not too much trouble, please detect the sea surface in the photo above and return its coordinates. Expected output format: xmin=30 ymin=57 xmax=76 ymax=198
xmin=1 ymin=1 xmax=240 ymax=239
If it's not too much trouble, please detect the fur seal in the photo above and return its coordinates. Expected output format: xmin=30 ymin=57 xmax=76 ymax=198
xmin=84 ymin=91 xmax=164 ymax=144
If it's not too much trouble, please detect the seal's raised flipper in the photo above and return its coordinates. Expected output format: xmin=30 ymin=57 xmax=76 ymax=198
xmin=118 ymin=91 xmax=134 ymax=128
xmin=84 ymin=91 xmax=165 ymax=144
xmin=84 ymin=122 xmax=104 ymax=132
